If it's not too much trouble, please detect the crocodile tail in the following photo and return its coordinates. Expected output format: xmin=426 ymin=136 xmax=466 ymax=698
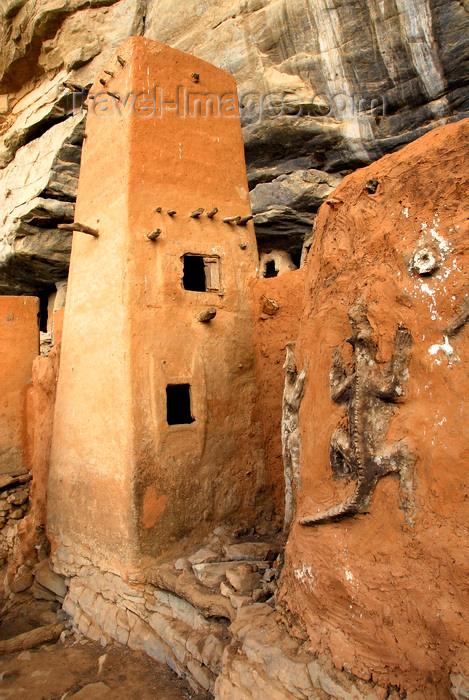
xmin=299 ymin=493 xmax=364 ymax=526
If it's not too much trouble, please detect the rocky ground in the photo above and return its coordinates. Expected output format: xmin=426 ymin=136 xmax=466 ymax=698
xmin=0 ymin=471 xmax=32 ymax=570
xmin=0 ymin=590 xmax=208 ymax=700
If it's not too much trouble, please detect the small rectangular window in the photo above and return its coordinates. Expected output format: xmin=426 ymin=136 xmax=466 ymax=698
xmin=264 ymin=260 xmax=278 ymax=278
xmin=166 ymin=384 xmax=195 ymax=425
xmin=182 ymin=254 xmax=221 ymax=293
xmin=183 ymin=255 xmax=206 ymax=292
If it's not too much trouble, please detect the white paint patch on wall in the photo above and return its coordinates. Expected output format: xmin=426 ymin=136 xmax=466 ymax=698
xmin=429 ymin=335 xmax=453 ymax=359
xmin=404 ymin=213 xmax=458 ymax=328
xmin=294 ymin=563 xmax=315 ymax=589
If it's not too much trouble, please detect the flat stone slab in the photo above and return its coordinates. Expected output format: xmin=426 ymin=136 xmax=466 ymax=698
xmin=35 ymin=559 xmax=68 ymax=598
xmin=222 ymin=542 xmax=279 ymax=562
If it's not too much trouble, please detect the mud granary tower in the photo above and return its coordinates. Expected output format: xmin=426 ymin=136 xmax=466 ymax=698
xmin=48 ymin=37 xmax=264 ymax=574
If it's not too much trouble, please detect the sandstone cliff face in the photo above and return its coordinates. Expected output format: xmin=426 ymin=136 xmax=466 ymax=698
xmin=1 ymin=0 xmax=468 ymax=291
xmin=0 ymin=0 xmax=146 ymax=293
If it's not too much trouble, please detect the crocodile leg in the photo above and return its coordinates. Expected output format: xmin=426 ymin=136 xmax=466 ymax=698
xmin=374 ymin=441 xmax=416 ymax=524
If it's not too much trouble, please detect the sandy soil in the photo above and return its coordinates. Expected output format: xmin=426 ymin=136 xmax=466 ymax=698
xmin=0 ymin=598 xmax=210 ymax=700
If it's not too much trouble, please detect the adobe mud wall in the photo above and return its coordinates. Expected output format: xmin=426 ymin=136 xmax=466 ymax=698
xmin=280 ymin=118 xmax=469 ymax=698
xmin=0 ymin=296 xmax=38 ymax=477
xmin=250 ymin=269 xmax=306 ymax=524
xmin=18 ymin=338 xmax=62 ymax=562
xmin=124 ymin=39 xmax=265 ymax=562
xmin=48 ymin=37 xmax=265 ymax=575
xmin=3 ymin=320 xmax=62 ymax=596
xmin=0 ymin=295 xmax=38 ymax=578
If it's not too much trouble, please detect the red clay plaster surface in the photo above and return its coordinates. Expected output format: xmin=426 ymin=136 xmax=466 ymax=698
xmin=280 ymin=118 xmax=469 ymax=697
xmin=250 ymin=269 xmax=306 ymax=524
xmin=19 ymin=343 xmax=61 ymax=560
xmin=0 ymin=296 xmax=38 ymax=476
xmin=48 ymin=37 xmax=265 ymax=572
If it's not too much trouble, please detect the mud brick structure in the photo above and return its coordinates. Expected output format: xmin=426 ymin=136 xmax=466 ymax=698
xmin=0 ymin=296 xmax=38 ymax=568
xmin=47 ymin=37 xmax=265 ymax=574
xmin=0 ymin=296 xmax=38 ymax=477
xmin=280 ymin=118 xmax=469 ymax=697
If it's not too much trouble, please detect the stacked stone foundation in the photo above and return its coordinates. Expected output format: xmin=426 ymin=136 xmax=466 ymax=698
xmin=50 ymin=534 xmax=393 ymax=700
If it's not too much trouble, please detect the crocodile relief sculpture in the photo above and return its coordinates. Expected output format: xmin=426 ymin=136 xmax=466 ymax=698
xmin=300 ymin=299 xmax=415 ymax=527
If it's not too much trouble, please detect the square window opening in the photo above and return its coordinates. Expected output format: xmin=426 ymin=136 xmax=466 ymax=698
xmin=182 ymin=254 xmax=221 ymax=293
xmin=183 ymin=255 xmax=206 ymax=292
xmin=166 ymin=384 xmax=195 ymax=425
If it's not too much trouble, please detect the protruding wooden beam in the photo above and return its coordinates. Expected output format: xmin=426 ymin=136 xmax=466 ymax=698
xmin=167 ymin=210 xmax=177 ymax=216
xmin=222 ymin=215 xmax=241 ymax=224
xmin=236 ymin=215 xmax=253 ymax=226
xmin=0 ymin=623 xmax=65 ymax=654
xmin=190 ymin=208 xmax=204 ymax=218
xmin=58 ymin=223 xmax=99 ymax=238
xmin=146 ymin=229 xmax=162 ymax=241
xmin=207 ymin=207 xmax=218 ymax=219
xmin=197 ymin=308 xmax=217 ymax=323
xmin=62 ymin=81 xmax=87 ymax=93
xmin=117 ymin=55 xmax=126 ymax=67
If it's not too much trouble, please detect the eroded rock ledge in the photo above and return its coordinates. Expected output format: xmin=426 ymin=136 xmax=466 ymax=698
xmin=0 ymin=113 xmax=83 ymax=293
xmin=47 ymin=529 xmax=394 ymax=699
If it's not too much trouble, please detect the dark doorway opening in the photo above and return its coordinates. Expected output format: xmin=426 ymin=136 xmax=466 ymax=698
xmin=38 ymin=291 xmax=50 ymax=332
xmin=264 ymin=260 xmax=278 ymax=278
xmin=183 ymin=255 xmax=206 ymax=292
xmin=166 ymin=384 xmax=195 ymax=425
xmin=291 ymin=251 xmax=302 ymax=268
